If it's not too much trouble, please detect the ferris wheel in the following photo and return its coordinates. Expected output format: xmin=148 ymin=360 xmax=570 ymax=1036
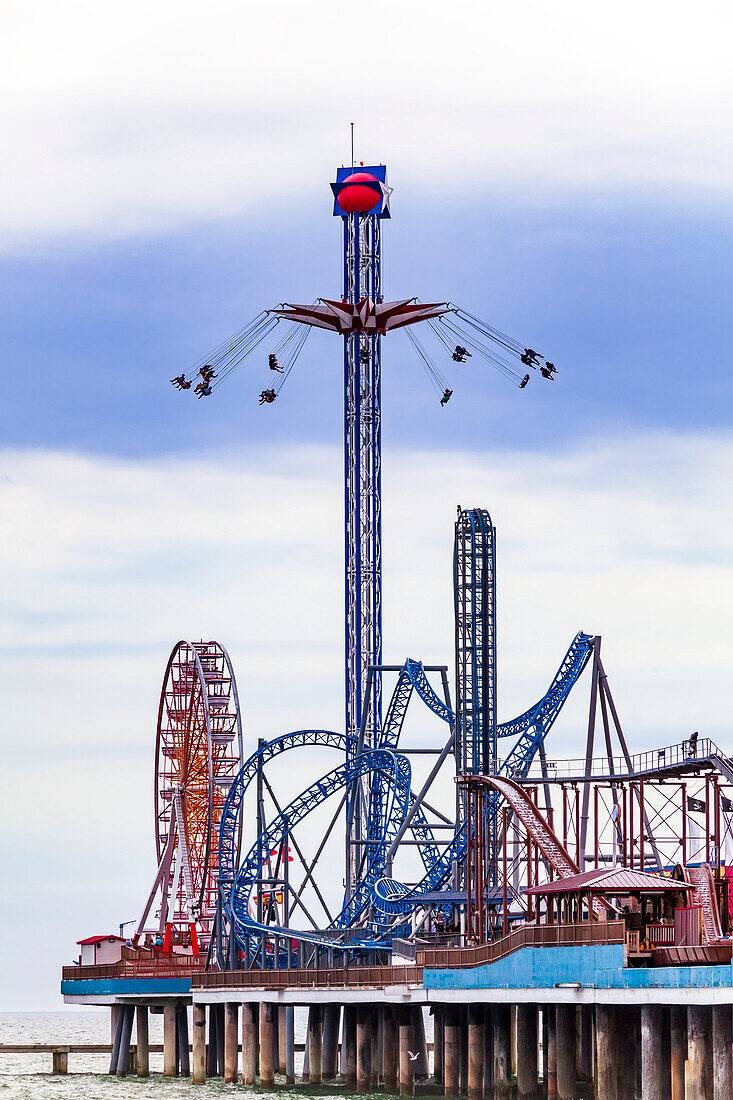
xmin=134 ymin=640 xmax=244 ymax=954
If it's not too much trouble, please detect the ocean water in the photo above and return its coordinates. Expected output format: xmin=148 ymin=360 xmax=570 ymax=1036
xmin=0 ymin=1010 xmax=310 ymax=1099
xmin=0 ymin=1010 xmax=436 ymax=1098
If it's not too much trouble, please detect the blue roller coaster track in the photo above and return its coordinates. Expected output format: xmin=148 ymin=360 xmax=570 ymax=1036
xmin=218 ymin=631 xmax=594 ymax=959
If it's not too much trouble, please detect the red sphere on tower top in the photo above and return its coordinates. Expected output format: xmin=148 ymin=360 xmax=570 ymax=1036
xmin=337 ymin=172 xmax=381 ymax=214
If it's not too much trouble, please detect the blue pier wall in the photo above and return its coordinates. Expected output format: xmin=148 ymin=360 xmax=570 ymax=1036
xmin=424 ymin=945 xmax=733 ymax=991
xmin=61 ymin=977 xmax=192 ymax=996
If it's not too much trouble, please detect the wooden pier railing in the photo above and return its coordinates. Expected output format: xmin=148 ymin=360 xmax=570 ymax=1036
xmin=417 ymin=920 xmax=626 ymax=969
xmin=195 ymin=963 xmax=423 ymax=990
xmin=62 ymin=955 xmax=207 ymax=982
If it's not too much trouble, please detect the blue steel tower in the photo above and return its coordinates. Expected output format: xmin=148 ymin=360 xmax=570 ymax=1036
xmin=333 ymin=166 xmax=390 ymax=748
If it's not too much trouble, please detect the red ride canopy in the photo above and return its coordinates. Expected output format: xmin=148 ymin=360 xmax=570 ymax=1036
xmin=272 ymin=298 xmax=450 ymax=334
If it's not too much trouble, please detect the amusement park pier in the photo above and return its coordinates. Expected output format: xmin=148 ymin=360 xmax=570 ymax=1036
xmin=60 ymin=163 xmax=733 ymax=1100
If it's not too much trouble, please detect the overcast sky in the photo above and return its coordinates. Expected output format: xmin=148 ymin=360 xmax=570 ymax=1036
xmin=2 ymin=0 xmax=733 ymax=1009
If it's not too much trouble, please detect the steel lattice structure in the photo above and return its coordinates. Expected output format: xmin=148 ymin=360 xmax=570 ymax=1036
xmin=454 ymin=508 xmax=497 ymax=777
xmin=142 ymin=162 xmax=733 ymax=970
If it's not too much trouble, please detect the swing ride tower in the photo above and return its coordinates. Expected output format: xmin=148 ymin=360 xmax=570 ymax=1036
xmin=336 ymin=167 xmax=387 ymax=750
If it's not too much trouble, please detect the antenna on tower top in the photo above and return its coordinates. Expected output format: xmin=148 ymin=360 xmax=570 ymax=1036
xmin=350 ymin=123 xmax=354 ymax=170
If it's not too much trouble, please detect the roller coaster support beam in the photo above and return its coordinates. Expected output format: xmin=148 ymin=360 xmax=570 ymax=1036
xmin=579 ymin=638 xmax=663 ymax=871
xmin=384 ymin=727 xmax=456 ymax=867
xmin=578 ymin=640 xmax=600 ymax=867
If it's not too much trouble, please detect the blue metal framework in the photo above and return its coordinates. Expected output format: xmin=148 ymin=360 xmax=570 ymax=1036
xmin=204 ymin=167 xmax=601 ymax=964
xmin=217 ymin=632 xmax=596 ymax=957
xmin=343 ymin=208 xmax=383 ymax=751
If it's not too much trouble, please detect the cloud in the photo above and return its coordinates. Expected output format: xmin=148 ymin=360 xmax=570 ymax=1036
xmin=2 ymin=430 xmax=732 ymax=1005
xmin=1 ymin=0 xmax=733 ymax=247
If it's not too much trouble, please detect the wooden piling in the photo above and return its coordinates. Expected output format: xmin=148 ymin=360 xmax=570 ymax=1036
xmin=383 ymin=1006 xmax=398 ymax=1091
xmin=356 ymin=1004 xmax=372 ymax=1092
xmin=241 ymin=1002 xmax=258 ymax=1085
xmin=468 ymin=1005 xmax=485 ymax=1100
xmin=224 ymin=1002 xmax=239 ymax=1083
xmin=52 ymin=1050 xmax=68 ymax=1074
xmin=669 ymin=1007 xmax=685 ymax=1100
xmin=712 ymin=1006 xmax=732 ymax=1100
xmin=135 ymin=1005 xmax=149 ymax=1078
xmin=163 ymin=1002 xmax=177 ymax=1077
xmin=492 ymin=1005 xmax=511 ymax=1100
xmin=260 ymin=1002 xmax=276 ymax=1088
xmin=516 ymin=1004 xmax=538 ymax=1099
xmin=555 ymin=1005 xmax=575 ymax=1100
xmin=192 ymin=1004 xmax=206 ymax=1084
xmin=399 ymin=1007 xmax=415 ymax=1097
xmin=343 ymin=1004 xmax=357 ymax=1087
xmin=595 ymin=1005 xmax=617 ymax=1100
xmin=444 ymin=1005 xmax=460 ymax=1097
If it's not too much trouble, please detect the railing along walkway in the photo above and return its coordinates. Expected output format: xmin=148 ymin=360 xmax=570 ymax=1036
xmin=62 ymin=955 xmax=207 ymax=982
xmin=418 ymin=920 xmax=625 ymax=969
xmin=195 ymin=963 xmax=423 ymax=990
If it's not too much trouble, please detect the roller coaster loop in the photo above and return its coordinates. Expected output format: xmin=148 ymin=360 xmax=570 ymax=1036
xmin=228 ymin=749 xmax=411 ymax=954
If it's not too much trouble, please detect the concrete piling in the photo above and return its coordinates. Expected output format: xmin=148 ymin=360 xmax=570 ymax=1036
xmin=260 ymin=1002 xmax=276 ymax=1088
xmin=482 ymin=1007 xmax=492 ymax=1099
xmin=342 ymin=1004 xmax=357 ymax=1086
xmin=467 ymin=1004 xmax=484 ymax=1100
xmin=459 ymin=1006 xmax=468 ymax=1095
xmin=135 ymin=1005 xmax=149 ymax=1077
xmin=192 ymin=1004 xmax=206 ymax=1084
xmin=224 ymin=1002 xmax=238 ymax=1083
xmin=545 ymin=1006 xmax=557 ymax=1098
xmin=399 ymin=1007 xmax=415 ymax=1097
xmin=308 ymin=1004 xmax=324 ymax=1084
xmin=581 ymin=1004 xmax=594 ymax=1086
xmin=206 ymin=1004 xmax=218 ymax=1077
xmin=241 ymin=1002 xmax=258 ymax=1085
xmin=712 ymin=1006 xmax=732 ymax=1100
xmin=641 ymin=1004 xmax=663 ymax=1100
xmin=356 ymin=1004 xmax=372 ymax=1092
xmin=163 ymin=1001 xmax=177 ymax=1077
xmin=492 ymin=1004 xmax=511 ymax=1100
xmin=370 ymin=1006 xmax=380 ymax=1091
xmin=516 ymin=1004 xmax=538 ymax=1099
xmin=686 ymin=1006 xmax=711 ymax=1100
xmin=177 ymin=1005 xmax=190 ymax=1078
xmin=669 ymin=1007 xmax=685 ymax=1100
xmin=323 ymin=1004 xmax=340 ymax=1080
xmin=412 ymin=1005 xmax=429 ymax=1079
xmin=285 ymin=1005 xmax=295 ymax=1083
xmin=555 ymin=1004 xmax=575 ymax=1100
xmin=444 ymin=1005 xmax=460 ymax=1096
xmin=595 ymin=1005 xmax=617 ymax=1100
xmin=109 ymin=1005 xmax=124 ymax=1076
xmin=433 ymin=1005 xmax=444 ymax=1086
xmin=383 ymin=1006 xmax=398 ymax=1091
